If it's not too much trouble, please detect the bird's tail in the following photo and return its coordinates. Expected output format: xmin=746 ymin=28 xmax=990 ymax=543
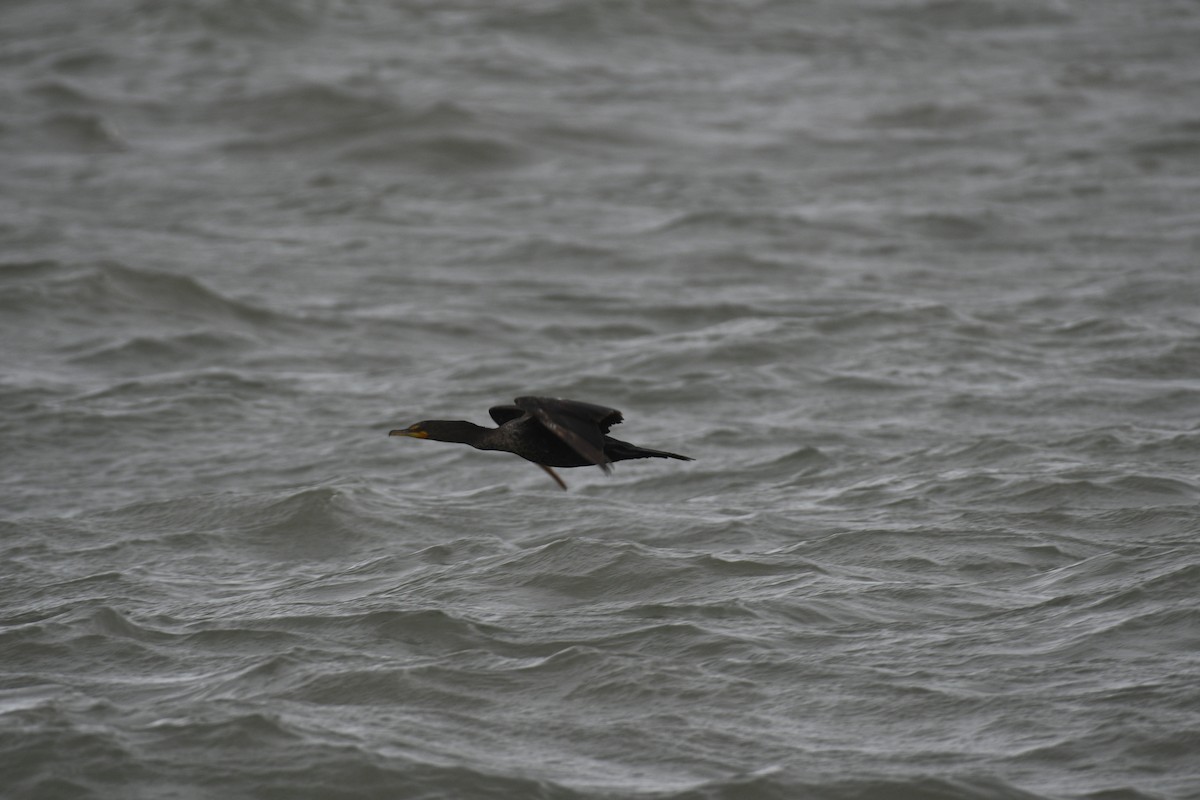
xmin=606 ymin=438 xmax=694 ymax=462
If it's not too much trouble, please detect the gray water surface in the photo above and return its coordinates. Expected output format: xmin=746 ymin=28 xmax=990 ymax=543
xmin=2 ymin=2 xmax=1199 ymax=798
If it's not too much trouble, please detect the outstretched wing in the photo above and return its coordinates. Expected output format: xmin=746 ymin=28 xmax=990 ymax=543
xmin=488 ymin=404 xmax=525 ymax=426
xmin=514 ymin=396 xmax=622 ymax=471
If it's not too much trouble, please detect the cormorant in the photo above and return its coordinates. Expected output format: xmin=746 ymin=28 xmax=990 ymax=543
xmin=389 ymin=396 xmax=693 ymax=490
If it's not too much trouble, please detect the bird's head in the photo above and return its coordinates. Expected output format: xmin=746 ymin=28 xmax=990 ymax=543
xmin=388 ymin=420 xmax=487 ymax=444
xmin=389 ymin=422 xmax=430 ymax=439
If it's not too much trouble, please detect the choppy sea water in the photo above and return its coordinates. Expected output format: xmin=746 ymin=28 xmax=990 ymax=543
xmin=3 ymin=1 xmax=1199 ymax=798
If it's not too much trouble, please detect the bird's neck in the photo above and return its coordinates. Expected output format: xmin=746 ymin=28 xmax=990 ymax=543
xmin=429 ymin=421 xmax=498 ymax=450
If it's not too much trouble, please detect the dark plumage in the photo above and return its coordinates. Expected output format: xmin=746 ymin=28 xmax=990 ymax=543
xmin=388 ymin=396 xmax=693 ymax=490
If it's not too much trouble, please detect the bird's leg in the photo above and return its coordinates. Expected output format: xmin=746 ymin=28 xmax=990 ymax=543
xmin=537 ymin=463 xmax=568 ymax=491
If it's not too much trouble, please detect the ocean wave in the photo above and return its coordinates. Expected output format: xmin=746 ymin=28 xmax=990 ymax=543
xmin=128 ymin=0 xmax=324 ymax=36
xmin=0 ymin=260 xmax=286 ymax=327
xmin=217 ymin=83 xmax=460 ymax=135
xmin=662 ymin=772 xmax=1057 ymax=800
xmin=996 ymin=475 xmax=1198 ymax=511
xmin=483 ymin=0 xmax=727 ymax=41
xmin=85 ymin=484 xmax=394 ymax=550
xmin=14 ymin=111 xmax=128 ymax=154
xmin=26 ymin=79 xmax=96 ymax=107
xmin=895 ymin=209 xmax=996 ymax=241
xmin=866 ymin=101 xmax=993 ymax=130
xmin=1104 ymin=339 xmax=1200 ymax=380
xmin=872 ymin=0 xmax=1074 ymax=30
xmin=213 ymin=84 xmax=533 ymax=169
xmin=65 ymin=330 xmax=255 ymax=372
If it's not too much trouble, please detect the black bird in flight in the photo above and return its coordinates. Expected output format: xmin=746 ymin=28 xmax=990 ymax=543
xmin=389 ymin=396 xmax=693 ymax=490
